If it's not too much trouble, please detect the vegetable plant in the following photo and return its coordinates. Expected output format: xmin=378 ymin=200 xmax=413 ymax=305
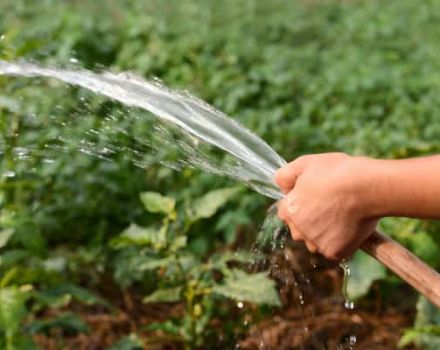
xmin=110 ymin=188 xmax=280 ymax=349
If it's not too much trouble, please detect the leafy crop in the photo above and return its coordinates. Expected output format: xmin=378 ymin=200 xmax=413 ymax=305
xmin=111 ymin=189 xmax=279 ymax=348
xmin=1 ymin=0 xmax=440 ymax=348
xmin=399 ymin=296 xmax=440 ymax=349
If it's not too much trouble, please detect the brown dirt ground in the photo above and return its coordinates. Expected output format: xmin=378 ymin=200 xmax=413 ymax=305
xmin=32 ymin=242 xmax=419 ymax=350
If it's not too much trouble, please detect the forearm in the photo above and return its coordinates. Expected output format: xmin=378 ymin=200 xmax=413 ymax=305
xmin=275 ymin=152 xmax=440 ymax=259
xmin=364 ymin=155 xmax=440 ymax=219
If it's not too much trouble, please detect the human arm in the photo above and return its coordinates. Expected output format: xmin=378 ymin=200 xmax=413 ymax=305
xmin=275 ymin=153 xmax=440 ymax=260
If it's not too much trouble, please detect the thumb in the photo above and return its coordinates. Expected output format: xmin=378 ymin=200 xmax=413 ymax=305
xmin=274 ymin=157 xmax=307 ymax=194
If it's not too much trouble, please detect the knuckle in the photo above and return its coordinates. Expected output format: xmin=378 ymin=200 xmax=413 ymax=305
xmin=274 ymin=168 xmax=284 ymax=182
xmin=277 ymin=202 xmax=287 ymax=221
xmin=295 ymin=155 xmax=309 ymax=163
xmin=274 ymin=168 xmax=289 ymax=188
xmin=290 ymin=227 xmax=302 ymax=241
xmin=322 ymin=247 xmax=342 ymax=261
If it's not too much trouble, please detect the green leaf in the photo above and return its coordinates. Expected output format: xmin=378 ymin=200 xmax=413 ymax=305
xmin=137 ymin=256 xmax=174 ymax=271
xmin=399 ymin=295 xmax=440 ymax=349
xmin=0 ymin=286 xmax=29 ymax=335
xmin=415 ymin=296 xmax=440 ymax=327
xmin=140 ymin=192 xmax=175 ymax=216
xmin=0 ymin=250 xmax=29 ymax=270
xmin=107 ymin=334 xmax=144 ymax=350
xmin=209 ymin=251 xmax=258 ymax=272
xmin=0 ymin=95 xmax=20 ymax=112
xmin=213 ymin=269 xmax=280 ymax=306
xmin=110 ymin=224 xmax=167 ymax=250
xmin=0 ymin=335 xmax=37 ymax=350
xmin=189 ymin=187 xmax=240 ymax=222
xmin=26 ymin=312 xmax=89 ymax=335
xmin=399 ymin=326 xmax=440 ymax=349
xmin=346 ymin=250 xmax=386 ymax=300
xmin=407 ymin=232 xmax=440 ymax=268
xmin=143 ymin=286 xmax=183 ymax=303
xmin=169 ymin=236 xmax=187 ymax=252
xmin=0 ymin=229 xmax=14 ymax=249
xmin=148 ymin=320 xmax=182 ymax=336
xmin=35 ymin=284 xmax=111 ymax=309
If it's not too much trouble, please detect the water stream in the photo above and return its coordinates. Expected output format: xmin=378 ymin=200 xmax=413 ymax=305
xmin=0 ymin=60 xmax=285 ymax=200
xmin=0 ymin=60 xmax=354 ymax=348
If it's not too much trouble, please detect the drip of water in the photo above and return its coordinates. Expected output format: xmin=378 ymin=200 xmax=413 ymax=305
xmin=0 ymin=60 xmax=285 ymax=199
xmin=340 ymin=261 xmax=355 ymax=310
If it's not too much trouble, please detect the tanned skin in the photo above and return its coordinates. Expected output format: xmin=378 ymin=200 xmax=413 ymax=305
xmin=275 ymin=153 xmax=440 ymax=260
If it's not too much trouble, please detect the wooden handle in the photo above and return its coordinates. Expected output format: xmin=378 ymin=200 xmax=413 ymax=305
xmin=361 ymin=230 xmax=440 ymax=308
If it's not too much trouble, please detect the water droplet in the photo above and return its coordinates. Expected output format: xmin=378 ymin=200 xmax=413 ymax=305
xmin=344 ymin=300 xmax=355 ymax=310
xmin=69 ymin=57 xmax=79 ymax=64
xmin=237 ymin=301 xmax=244 ymax=309
xmin=349 ymin=335 xmax=357 ymax=345
xmin=101 ymin=147 xmax=112 ymax=155
xmin=340 ymin=261 xmax=354 ymax=310
xmin=12 ymin=147 xmax=29 ymax=160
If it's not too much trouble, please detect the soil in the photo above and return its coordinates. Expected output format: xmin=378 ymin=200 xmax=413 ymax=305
xmin=32 ymin=242 xmax=419 ymax=350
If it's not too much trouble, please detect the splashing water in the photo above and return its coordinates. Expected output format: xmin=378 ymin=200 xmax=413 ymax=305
xmin=0 ymin=60 xmax=285 ymax=199
xmin=0 ymin=60 xmax=356 ymax=348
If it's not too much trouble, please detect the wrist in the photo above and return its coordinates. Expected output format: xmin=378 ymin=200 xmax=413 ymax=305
xmin=355 ymin=157 xmax=404 ymax=218
xmin=348 ymin=157 xmax=393 ymax=219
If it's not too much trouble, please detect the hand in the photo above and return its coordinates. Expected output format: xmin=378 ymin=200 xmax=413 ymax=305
xmin=275 ymin=153 xmax=378 ymax=260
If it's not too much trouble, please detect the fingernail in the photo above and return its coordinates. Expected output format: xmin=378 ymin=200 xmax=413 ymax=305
xmin=286 ymin=195 xmax=298 ymax=214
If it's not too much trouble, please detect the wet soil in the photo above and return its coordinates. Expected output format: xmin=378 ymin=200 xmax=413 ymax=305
xmin=32 ymin=242 xmax=418 ymax=350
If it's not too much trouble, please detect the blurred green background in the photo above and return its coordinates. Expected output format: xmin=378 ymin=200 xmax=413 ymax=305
xmin=1 ymin=0 xmax=440 ymax=349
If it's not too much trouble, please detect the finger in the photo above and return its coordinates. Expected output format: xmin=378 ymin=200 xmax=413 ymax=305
xmin=287 ymin=222 xmax=304 ymax=241
xmin=278 ymin=196 xmax=300 ymax=238
xmin=277 ymin=193 xmax=298 ymax=220
xmin=287 ymin=221 xmax=317 ymax=253
xmin=274 ymin=156 xmax=307 ymax=194
xmin=280 ymin=204 xmax=318 ymax=254
xmin=277 ymin=195 xmax=309 ymax=245
xmin=304 ymin=240 xmax=318 ymax=253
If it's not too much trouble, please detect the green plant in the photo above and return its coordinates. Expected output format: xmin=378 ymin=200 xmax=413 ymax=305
xmin=107 ymin=334 xmax=145 ymax=350
xmin=0 ymin=221 xmax=35 ymax=349
xmin=110 ymin=189 xmax=280 ymax=348
xmin=1 ymin=0 xmax=440 ymax=347
xmin=399 ymin=296 xmax=440 ymax=349
xmin=0 ymin=214 xmax=109 ymax=348
xmin=0 ymin=285 xmax=35 ymax=350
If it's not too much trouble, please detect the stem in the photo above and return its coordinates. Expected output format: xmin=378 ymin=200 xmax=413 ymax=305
xmin=6 ymin=331 xmax=14 ymax=350
xmin=184 ymin=281 xmax=198 ymax=350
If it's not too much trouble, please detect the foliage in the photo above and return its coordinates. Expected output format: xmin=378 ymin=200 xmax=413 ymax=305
xmin=346 ymin=251 xmax=386 ymax=300
xmin=111 ymin=190 xmax=279 ymax=348
xmin=0 ymin=286 xmax=34 ymax=350
xmin=212 ymin=269 xmax=280 ymax=306
xmin=26 ymin=313 xmax=89 ymax=336
xmin=399 ymin=296 xmax=440 ymax=349
xmin=107 ymin=334 xmax=144 ymax=350
xmin=1 ymin=0 xmax=440 ymax=348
